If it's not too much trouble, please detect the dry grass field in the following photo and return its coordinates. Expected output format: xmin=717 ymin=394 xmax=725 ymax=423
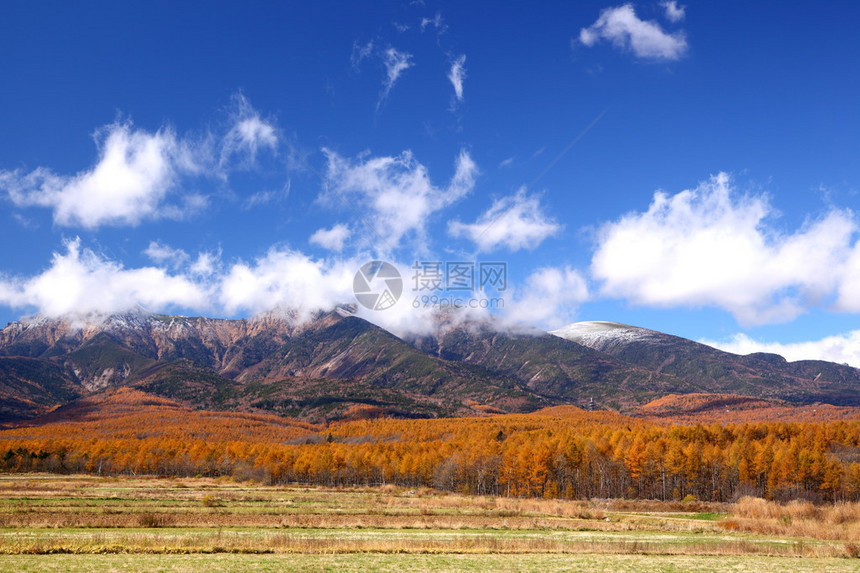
xmin=0 ymin=474 xmax=858 ymax=571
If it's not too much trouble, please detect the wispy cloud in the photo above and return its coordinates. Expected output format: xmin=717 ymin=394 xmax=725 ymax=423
xmin=350 ymin=42 xmax=414 ymax=110
xmin=379 ymin=47 xmax=414 ymax=109
xmin=321 ymin=148 xmax=477 ymax=252
xmin=448 ymin=188 xmax=561 ymax=252
xmin=144 ymin=241 xmax=190 ymax=268
xmin=592 ymin=173 xmax=858 ymax=326
xmin=219 ymin=93 xmax=278 ymax=172
xmin=242 ymin=180 xmax=290 ymax=210
xmin=661 ymin=1 xmax=685 ymax=23
xmin=420 ymin=12 xmax=445 ymax=33
xmin=579 ymin=3 xmax=688 ymax=60
xmin=447 ymin=54 xmax=466 ymax=104
xmin=350 ymin=40 xmax=374 ymax=71
xmin=309 ymin=224 xmax=351 ymax=252
xmin=189 ymin=250 xmax=221 ymax=277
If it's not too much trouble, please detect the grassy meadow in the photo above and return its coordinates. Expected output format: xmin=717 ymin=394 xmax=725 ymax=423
xmin=0 ymin=474 xmax=858 ymax=572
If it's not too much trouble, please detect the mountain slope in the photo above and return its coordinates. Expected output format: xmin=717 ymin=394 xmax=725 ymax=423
xmin=3 ymin=311 xmax=860 ymax=424
xmin=413 ymin=323 xmax=697 ymax=410
xmin=0 ymin=357 xmax=80 ymax=421
xmin=231 ymin=314 xmax=549 ymax=415
xmin=0 ymin=310 xmax=551 ymax=422
xmin=552 ymin=321 xmax=860 ymax=405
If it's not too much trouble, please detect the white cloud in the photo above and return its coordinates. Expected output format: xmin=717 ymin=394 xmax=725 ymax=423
xmin=499 ymin=157 xmax=514 ymax=168
xmin=379 ymin=47 xmax=414 ymax=108
xmin=0 ymin=238 xmax=208 ymax=319
xmin=502 ymin=266 xmax=589 ymax=329
xmin=700 ymin=331 xmax=860 ymax=369
xmin=448 ymin=188 xmax=561 ymax=252
xmin=322 ymin=148 xmax=478 ymax=252
xmin=661 ymin=1 xmax=685 ymax=22
xmin=145 ymin=240 xmax=220 ymax=276
xmin=449 ymin=150 xmax=479 ymax=199
xmin=1 ymin=121 xmax=202 ymax=228
xmin=218 ymin=248 xmax=355 ymax=323
xmin=1 ymin=95 xmax=282 ymax=228
xmin=190 ymin=250 xmax=222 ymax=277
xmin=592 ymin=173 xmax=858 ymax=325
xmin=350 ymin=40 xmax=374 ymax=71
xmin=219 ymin=94 xmax=278 ymax=171
xmin=0 ymin=233 xmax=592 ymax=338
xmin=144 ymin=241 xmax=189 ymax=268
xmin=310 ymin=224 xmax=352 ymax=252
xmin=448 ymin=54 xmax=466 ymax=103
xmin=0 ymin=238 xmax=353 ymax=326
xmin=420 ymin=12 xmax=445 ymax=33
xmin=580 ymin=4 xmax=687 ymax=60
xmin=217 ymin=253 xmax=485 ymax=339
xmin=242 ymin=180 xmax=290 ymax=210
xmin=836 ymin=244 xmax=860 ymax=312
xmin=350 ymin=43 xmax=413 ymax=109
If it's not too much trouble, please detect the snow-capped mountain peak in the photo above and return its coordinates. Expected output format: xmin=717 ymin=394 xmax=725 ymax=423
xmin=550 ymin=321 xmax=660 ymax=351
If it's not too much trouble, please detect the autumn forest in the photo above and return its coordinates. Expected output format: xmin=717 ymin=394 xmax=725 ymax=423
xmin=2 ymin=388 xmax=860 ymax=503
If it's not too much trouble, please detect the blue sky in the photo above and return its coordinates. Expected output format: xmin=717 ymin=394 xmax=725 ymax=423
xmin=2 ymin=1 xmax=860 ymax=364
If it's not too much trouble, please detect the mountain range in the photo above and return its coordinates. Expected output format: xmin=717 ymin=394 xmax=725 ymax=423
xmin=1 ymin=309 xmax=859 ymax=424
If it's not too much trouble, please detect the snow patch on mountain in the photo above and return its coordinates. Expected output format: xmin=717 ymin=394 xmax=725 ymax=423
xmin=550 ymin=321 xmax=660 ymax=351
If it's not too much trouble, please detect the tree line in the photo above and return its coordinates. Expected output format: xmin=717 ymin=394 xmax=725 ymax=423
xmin=2 ymin=392 xmax=860 ymax=502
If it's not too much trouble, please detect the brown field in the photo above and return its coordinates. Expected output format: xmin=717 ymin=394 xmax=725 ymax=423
xmin=0 ymin=474 xmax=859 ymax=571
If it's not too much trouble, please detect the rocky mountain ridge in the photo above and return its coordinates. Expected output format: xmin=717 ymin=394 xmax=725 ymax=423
xmin=1 ymin=311 xmax=859 ymax=424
